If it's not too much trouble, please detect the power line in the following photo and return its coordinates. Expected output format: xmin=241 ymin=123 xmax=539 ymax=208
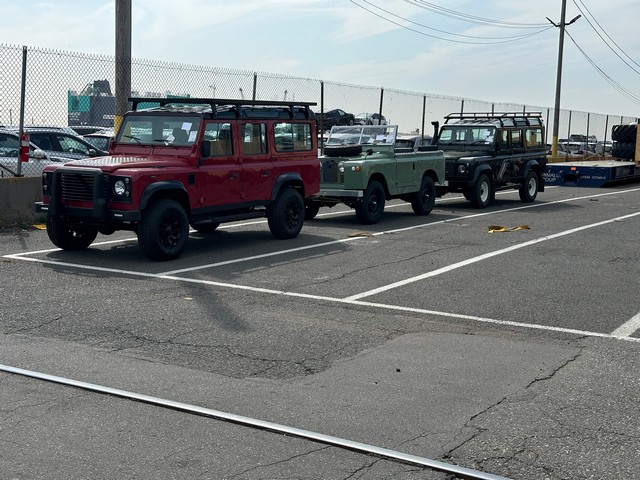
xmin=565 ymin=30 xmax=640 ymax=106
xmin=572 ymin=0 xmax=640 ymax=74
xmin=404 ymin=0 xmax=550 ymax=28
xmin=349 ymin=0 xmax=553 ymax=45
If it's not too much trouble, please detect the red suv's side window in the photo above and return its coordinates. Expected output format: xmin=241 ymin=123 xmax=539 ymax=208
xmin=241 ymin=123 xmax=267 ymax=154
xmin=203 ymin=122 xmax=233 ymax=156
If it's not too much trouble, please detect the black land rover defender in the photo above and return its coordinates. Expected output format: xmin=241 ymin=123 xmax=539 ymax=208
xmin=433 ymin=112 xmax=548 ymax=208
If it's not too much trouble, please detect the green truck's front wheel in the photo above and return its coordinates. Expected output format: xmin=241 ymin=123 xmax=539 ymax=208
xmin=355 ymin=181 xmax=385 ymax=224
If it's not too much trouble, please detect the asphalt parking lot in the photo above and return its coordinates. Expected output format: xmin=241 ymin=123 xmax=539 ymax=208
xmin=1 ymin=184 xmax=640 ymax=479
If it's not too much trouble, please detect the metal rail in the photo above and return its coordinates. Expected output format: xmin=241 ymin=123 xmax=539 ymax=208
xmin=0 ymin=364 xmax=511 ymax=480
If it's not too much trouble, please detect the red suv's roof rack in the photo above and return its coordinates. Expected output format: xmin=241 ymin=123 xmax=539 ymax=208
xmin=128 ymin=97 xmax=317 ymax=120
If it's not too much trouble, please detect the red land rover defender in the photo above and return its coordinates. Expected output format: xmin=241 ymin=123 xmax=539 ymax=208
xmin=36 ymin=98 xmax=321 ymax=260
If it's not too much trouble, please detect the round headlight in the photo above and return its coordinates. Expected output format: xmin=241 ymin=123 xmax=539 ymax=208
xmin=114 ymin=179 xmax=126 ymax=196
xmin=338 ymin=161 xmax=345 ymax=173
xmin=457 ymin=164 xmax=467 ymax=174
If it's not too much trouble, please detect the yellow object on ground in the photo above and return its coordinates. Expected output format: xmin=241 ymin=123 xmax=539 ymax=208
xmin=488 ymin=225 xmax=530 ymax=233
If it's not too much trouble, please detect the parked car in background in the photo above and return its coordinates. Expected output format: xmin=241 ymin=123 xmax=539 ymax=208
xmin=24 ymin=128 xmax=108 ymax=160
xmin=394 ymin=134 xmax=433 ymax=152
xmin=83 ymin=129 xmax=115 ymax=151
xmin=319 ymin=109 xmax=355 ymax=131
xmin=596 ymin=141 xmax=613 ymax=155
xmin=72 ymin=125 xmax=108 ymax=135
xmin=0 ymin=129 xmax=63 ymax=177
xmin=3 ymin=124 xmax=79 ymax=135
xmin=355 ymin=112 xmax=387 ymax=126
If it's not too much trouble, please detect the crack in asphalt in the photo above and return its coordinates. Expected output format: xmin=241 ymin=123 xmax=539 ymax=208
xmin=6 ymin=315 xmax=64 ymax=334
xmin=295 ymin=245 xmax=459 ymax=289
xmin=442 ymin=341 xmax=586 ymax=473
xmin=224 ymin=445 xmax=331 ymax=479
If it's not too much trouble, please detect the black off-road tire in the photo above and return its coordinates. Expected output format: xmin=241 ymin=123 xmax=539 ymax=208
xmin=469 ymin=174 xmax=492 ymax=209
xmin=304 ymin=201 xmax=321 ymax=220
xmin=355 ymin=180 xmax=386 ymax=224
xmin=324 ymin=145 xmax=363 ymax=157
xmin=612 ymin=142 xmax=635 ymax=160
xmin=46 ymin=215 xmax=98 ymax=251
xmin=411 ymin=176 xmax=436 ymax=215
xmin=267 ymin=188 xmax=304 ymax=239
xmin=138 ymin=199 xmax=189 ymax=261
xmin=519 ymin=171 xmax=539 ymax=203
xmin=612 ymin=124 xmax=637 ymax=143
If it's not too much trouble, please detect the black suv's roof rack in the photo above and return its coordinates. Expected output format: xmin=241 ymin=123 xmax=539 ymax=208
xmin=128 ymin=97 xmax=317 ymax=120
xmin=444 ymin=111 xmax=543 ymax=127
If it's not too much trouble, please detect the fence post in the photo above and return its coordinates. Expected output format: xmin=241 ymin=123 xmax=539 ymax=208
xmin=252 ymin=72 xmax=257 ymax=101
xmin=115 ymin=0 xmax=132 ymax=134
xmin=546 ymin=109 xmax=550 ymax=145
xmin=320 ymin=81 xmax=324 ymax=152
xmin=17 ymin=46 xmax=27 ymax=177
xmin=421 ymin=95 xmax=426 ymax=139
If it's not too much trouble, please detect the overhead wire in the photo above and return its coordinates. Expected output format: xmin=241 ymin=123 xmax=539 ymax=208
xmin=404 ymin=0 xmax=550 ymax=28
xmin=565 ymin=31 xmax=640 ymax=107
xmin=572 ymin=0 xmax=640 ymax=74
xmin=350 ymin=0 xmax=639 ymax=108
xmin=349 ymin=0 xmax=553 ymax=45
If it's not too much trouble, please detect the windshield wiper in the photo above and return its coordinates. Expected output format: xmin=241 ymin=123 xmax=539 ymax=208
xmin=123 ymin=134 xmax=141 ymax=143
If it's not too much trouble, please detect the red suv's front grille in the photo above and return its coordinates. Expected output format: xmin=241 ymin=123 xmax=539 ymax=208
xmin=61 ymin=172 xmax=105 ymax=202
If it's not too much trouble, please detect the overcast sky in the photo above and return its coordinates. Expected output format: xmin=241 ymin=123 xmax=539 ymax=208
xmin=2 ymin=0 xmax=639 ymax=117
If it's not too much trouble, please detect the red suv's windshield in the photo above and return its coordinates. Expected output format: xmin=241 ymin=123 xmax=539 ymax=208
xmin=117 ymin=114 xmax=202 ymax=146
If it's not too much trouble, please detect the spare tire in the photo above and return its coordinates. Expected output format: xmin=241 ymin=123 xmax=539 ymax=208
xmin=323 ymin=145 xmax=363 ymax=157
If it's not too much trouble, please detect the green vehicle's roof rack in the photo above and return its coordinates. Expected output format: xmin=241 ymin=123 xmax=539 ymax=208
xmin=444 ymin=111 xmax=543 ymax=127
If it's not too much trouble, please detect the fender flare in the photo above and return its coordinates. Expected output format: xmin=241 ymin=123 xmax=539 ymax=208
xmin=140 ymin=181 xmax=188 ymax=210
xmin=271 ymin=173 xmax=304 ymax=201
xmin=472 ymin=164 xmax=493 ymax=183
xmin=523 ymin=159 xmax=545 ymax=192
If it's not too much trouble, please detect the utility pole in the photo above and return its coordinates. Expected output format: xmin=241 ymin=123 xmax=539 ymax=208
xmin=115 ymin=0 xmax=132 ymax=133
xmin=547 ymin=0 xmax=581 ymax=158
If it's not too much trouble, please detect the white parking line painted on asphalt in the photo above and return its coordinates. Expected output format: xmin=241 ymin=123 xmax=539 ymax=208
xmin=345 ymin=211 xmax=640 ymax=301
xmin=159 ymin=188 xmax=639 ymax=276
xmin=4 ymin=187 xmax=640 ymax=344
xmin=5 ymin=243 xmax=640 ymax=344
xmin=611 ymin=311 xmax=640 ymax=338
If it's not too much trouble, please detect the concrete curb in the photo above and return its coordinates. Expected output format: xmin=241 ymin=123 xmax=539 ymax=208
xmin=0 ymin=177 xmax=43 ymax=226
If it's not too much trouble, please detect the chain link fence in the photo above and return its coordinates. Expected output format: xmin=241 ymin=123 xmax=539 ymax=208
xmin=0 ymin=43 xmax=636 ymax=178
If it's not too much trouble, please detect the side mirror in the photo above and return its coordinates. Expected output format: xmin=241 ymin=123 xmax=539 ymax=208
xmin=32 ymin=149 xmax=47 ymax=160
xmin=89 ymin=149 xmax=97 ymax=157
